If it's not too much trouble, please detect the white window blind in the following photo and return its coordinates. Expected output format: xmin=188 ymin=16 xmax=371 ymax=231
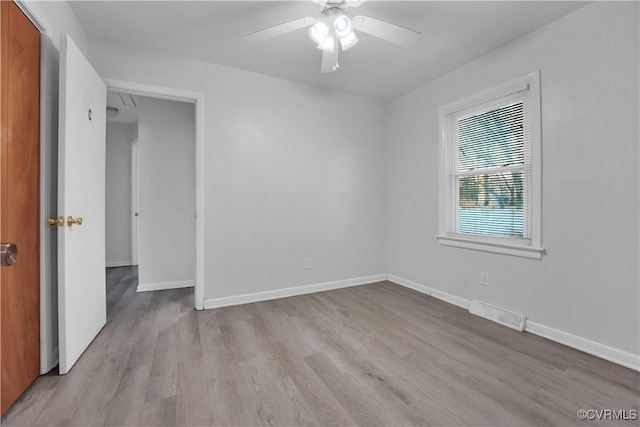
xmin=438 ymin=72 xmax=543 ymax=259
xmin=450 ymin=92 xmax=532 ymax=240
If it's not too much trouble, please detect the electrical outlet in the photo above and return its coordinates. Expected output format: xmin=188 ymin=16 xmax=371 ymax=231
xmin=480 ymin=271 xmax=490 ymax=286
xmin=305 ymin=257 xmax=313 ymax=270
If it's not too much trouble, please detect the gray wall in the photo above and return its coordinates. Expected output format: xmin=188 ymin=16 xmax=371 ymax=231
xmin=88 ymin=41 xmax=388 ymax=301
xmin=137 ymin=98 xmax=196 ymax=288
xmin=386 ymin=2 xmax=639 ymax=357
xmin=105 ymin=121 xmax=137 ymax=266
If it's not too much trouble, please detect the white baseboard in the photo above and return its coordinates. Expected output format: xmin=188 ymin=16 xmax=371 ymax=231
xmin=137 ymin=280 xmax=195 ymax=292
xmin=387 ymin=274 xmax=471 ymax=310
xmin=106 ymin=261 xmax=132 ymax=268
xmin=203 ymin=274 xmax=387 ymax=310
xmin=526 ymin=321 xmax=640 ymax=371
xmin=387 ymin=274 xmax=639 ymax=372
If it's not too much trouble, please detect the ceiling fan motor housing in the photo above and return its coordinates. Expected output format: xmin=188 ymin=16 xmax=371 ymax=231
xmin=314 ymin=0 xmax=366 ymax=9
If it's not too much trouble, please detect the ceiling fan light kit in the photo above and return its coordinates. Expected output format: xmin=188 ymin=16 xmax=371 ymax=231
xmin=244 ymin=0 xmax=422 ymax=74
xmin=309 ymin=18 xmax=334 ymax=51
xmin=309 ymin=9 xmax=359 ymax=53
xmin=339 ymin=30 xmax=359 ymax=51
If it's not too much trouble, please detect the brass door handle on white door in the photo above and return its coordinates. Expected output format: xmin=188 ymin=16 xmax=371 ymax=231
xmin=67 ymin=216 xmax=83 ymax=227
xmin=49 ymin=216 xmax=83 ymax=226
xmin=48 ymin=216 xmax=64 ymax=226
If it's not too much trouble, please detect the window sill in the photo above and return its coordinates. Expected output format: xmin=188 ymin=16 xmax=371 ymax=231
xmin=436 ymin=234 xmax=545 ymax=260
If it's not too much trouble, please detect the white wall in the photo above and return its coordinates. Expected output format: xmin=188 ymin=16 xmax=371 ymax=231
xmin=137 ymin=98 xmax=195 ymax=288
xmin=386 ymin=1 xmax=639 ymax=361
xmin=28 ymin=1 xmax=89 ymax=53
xmin=22 ymin=0 xmax=89 ymax=373
xmin=105 ymin=121 xmax=137 ymax=266
xmin=88 ymin=41 xmax=388 ymax=301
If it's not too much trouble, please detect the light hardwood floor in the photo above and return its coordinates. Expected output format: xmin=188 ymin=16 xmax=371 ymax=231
xmin=3 ymin=266 xmax=639 ymax=426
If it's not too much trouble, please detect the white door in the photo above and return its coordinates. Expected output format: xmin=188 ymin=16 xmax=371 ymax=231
xmin=57 ymin=34 xmax=107 ymax=374
xmin=131 ymin=140 xmax=139 ymax=266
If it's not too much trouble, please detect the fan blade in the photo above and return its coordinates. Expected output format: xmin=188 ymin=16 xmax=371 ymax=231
xmin=244 ymin=17 xmax=315 ymax=42
xmin=352 ymin=15 xmax=421 ymax=46
xmin=321 ymin=44 xmax=339 ymax=74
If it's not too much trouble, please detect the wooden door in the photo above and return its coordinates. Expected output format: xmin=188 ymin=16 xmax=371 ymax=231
xmin=57 ymin=34 xmax=106 ymax=374
xmin=0 ymin=0 xmax=41 ymax=415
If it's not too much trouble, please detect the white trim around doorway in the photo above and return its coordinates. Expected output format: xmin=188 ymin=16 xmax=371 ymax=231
xmin=105 ymin=79 xmax=205 ymax=311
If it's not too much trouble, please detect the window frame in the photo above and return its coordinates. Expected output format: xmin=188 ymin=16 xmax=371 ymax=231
xmin=437 ymin=72 xmax=544 ymax=259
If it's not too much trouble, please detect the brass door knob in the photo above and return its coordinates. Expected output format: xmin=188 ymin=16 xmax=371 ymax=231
xmin=48 ymin=216 xmax=64 ymax=226
xmin=67 ymin=216 xmax=83 ymax=227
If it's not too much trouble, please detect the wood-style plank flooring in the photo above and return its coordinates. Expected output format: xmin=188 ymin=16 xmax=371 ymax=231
xmin=3 ymin=266 xmax=639 ymax=426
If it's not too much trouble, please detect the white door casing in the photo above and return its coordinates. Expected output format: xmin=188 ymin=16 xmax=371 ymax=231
xmin=57 ymin=34 xmax=107 ymax=374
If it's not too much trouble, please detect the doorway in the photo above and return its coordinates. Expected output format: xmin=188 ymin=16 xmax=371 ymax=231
xmin=105 ymin=79 xmax=205 ymax=311
xmin=131 ymin=140 xmax=138 ymax=266
xmin=105 ymin=91 xmax=138 ymax=269
xmin=105 ymin=92 xmax=197 ymax=294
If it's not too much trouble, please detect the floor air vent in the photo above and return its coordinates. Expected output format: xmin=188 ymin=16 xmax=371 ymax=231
xmin=469 ymin=300 xmax=526 ymax=331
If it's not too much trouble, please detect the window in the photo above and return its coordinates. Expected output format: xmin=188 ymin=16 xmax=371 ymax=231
xmin=438 ymin=72 xmax=544 ymax=259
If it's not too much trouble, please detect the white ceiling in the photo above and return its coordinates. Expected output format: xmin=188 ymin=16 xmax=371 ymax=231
xmin=70 ymin=1 xmax=588 ymax=101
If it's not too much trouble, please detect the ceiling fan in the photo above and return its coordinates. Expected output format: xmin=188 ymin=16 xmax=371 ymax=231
xmin=244 ymin=0 xmax=422 ymax=73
